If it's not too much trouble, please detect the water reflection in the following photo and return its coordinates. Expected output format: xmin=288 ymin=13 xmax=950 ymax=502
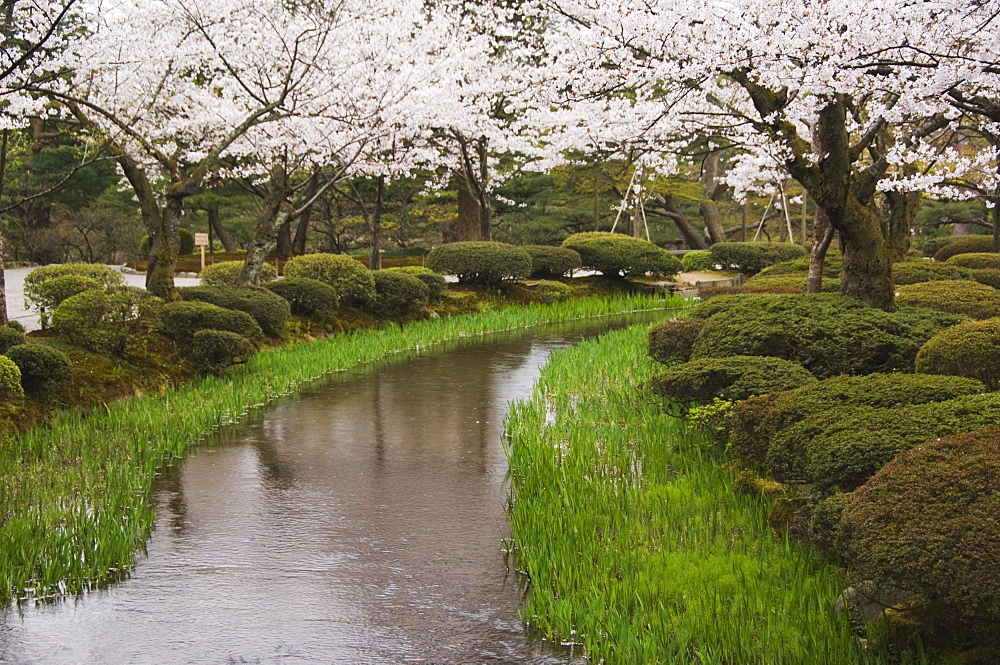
xmin=0 ymin=317 xmax=655 ymax=664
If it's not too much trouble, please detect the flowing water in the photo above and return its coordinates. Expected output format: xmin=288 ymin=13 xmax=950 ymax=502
xmin=0 ymin=316 xmax=657 ymax=664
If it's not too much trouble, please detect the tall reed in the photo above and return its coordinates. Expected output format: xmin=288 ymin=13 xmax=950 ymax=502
xmin=505 ymin=325 xmax=881 ymax=664
xmin=0 ymin=294 xmax=687 ymax=600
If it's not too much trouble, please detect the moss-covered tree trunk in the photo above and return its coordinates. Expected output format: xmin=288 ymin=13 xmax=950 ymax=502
xmin=368 ymin=176 xmax=384 ymax=271
xmin=838 ymin=197 xmax=894 ymax=309
xmin=238 ymin=164 xmax=289 ymax=286
xmin=145 ymin=192 xmax=184 ymax=300
xmin=700 ymin=151 xmax=728 ymax=245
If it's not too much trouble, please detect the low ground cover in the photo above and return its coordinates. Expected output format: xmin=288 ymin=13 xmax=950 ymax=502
xmin=505 ymin=325 xmax=875 ymax=664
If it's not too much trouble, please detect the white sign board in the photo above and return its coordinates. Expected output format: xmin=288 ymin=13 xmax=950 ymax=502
xmin=194 ymin=233 xmax=209 ymax=247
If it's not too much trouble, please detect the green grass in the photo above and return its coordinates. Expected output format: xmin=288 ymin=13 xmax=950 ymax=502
xmin=504 ymin=325 xmax=881 ymax=664
xmin=0 ymin=294 xmax=687 ymax=600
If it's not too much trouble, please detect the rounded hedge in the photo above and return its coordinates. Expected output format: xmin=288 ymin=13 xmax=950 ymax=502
xmin=838 ymin=429 xmax=1000 ymax=624
xmin=524 ymin=245 xmax=583 ymax=278
xmin=0 ymin=356 xmax=23 ymax=400
xmin=530 ymin=280 xmax=572 ymax=304
xmin=0 ymin=326 xmax=26 ymax=354
xmin=690 ymin=294 xmax=963 ymax=378
xmin=648 ymin=317 xmax=705 ymax=366
xmin=756 ymin=250 xmax=842 ymax=278
xmin=159 ymin=301 xmax=263 ymax=345
xmin=933 ymin=235 xmax=995 ymax=261
xmin=179 ymin=285 xmax=290 ymax=337
xmin=709 ymin=242 xmax=808 ymax=275
xmin=944 ymin=252 xmax=1000 ymax=270
xmin=681 ymin=251 xmax=715 ymax=272
xmin=968 ymin=268 xmax=1000 ymax=289
xmin=561 ymin=232 xmax=682 ymax=278
xmin=729 ymin=373 xmax=986 ymax=468
xmin=24 ymin=264 xmax=125 ymax=327
xmin=282 ymin=253 xmax=377 ymax=306
xmin=891 ymin=261 xmax=972 ymax=286
xmin=382 ymin=267 xmax=447 ymax=301
xmin=767 ymin=392 xmax=1000 ymax=495
xmin=650 ymin=355 xmax=816 ymax=404
xmin=916 ymin=317 xmax=1000 ymax=389
xmin=264 ymin=278 xmax=339 ymax=318
xmin=5 ymin=342 xmax=73 ymax=398
xmin=200 ymin=260 xmax=277 ymax=286
xmin=139 ymin=228 xmax=195 ymax=257
xmin=917 ymin=235 xmax=963 ymax=258
xmin=371 ymin=270 xmax=430 ymax=318
xmin=895 ymin=280 xmax=1000 ymax=320
xmin=51 ymin=286 xmax=163 ymax=355
xmin=425 ymin=241 xmax=532 ymax=285
xmin=191 ymin=329 xmax=256 ymax=376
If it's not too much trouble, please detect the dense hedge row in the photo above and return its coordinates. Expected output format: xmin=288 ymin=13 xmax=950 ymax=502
xmin=894 ymin=280 xmax=1000 ymax=319
xmin=932 ymin=235 xmax=995 ymax=261
xmin=709 ymin=242 xmax=807 ymax=275
xmin=650 ymin=355 xmax=816 ymax=403
xmin=179 ymin=285 xmax=290 ymax=337
xmin=562 ymin=232 xmax=681 ymax=278
xmin=426 ymin=241 xmax=532 ymax=284
xmin=283 ymin=253 xmax=377 ymax=306
xmin=200 ymin=260 xmax=277 ymax=286
xmin=524 ymin=245 xmax=582 ymax=278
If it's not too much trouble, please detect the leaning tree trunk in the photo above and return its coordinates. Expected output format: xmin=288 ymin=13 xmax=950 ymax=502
xmin=806 ymin=207 xmax=834 ymax=293
xmin=208 ymin=203 xmax=237 ymax=252
xmin=701 ymin=151 xmax=728 ymax=245
xmin=650 ymin=194 xmax=710 ymax=249
xmin=238 ymin=164 xmax=289 ymax=286
xmin=369 ymin=176 xmax=384 ymax=271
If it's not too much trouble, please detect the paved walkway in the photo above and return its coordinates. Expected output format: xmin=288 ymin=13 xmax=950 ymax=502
xmin=5 ymin=266 xmax=200 ymax=332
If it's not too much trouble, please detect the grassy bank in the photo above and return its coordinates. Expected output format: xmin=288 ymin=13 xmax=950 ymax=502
xmin=0 ymin=294 xmax=687 ymax=601
xmin=504 ymin=325 xmax=880 ymax=664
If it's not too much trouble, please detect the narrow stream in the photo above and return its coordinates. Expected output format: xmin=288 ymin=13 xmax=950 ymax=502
xmin=0 ymin=316 xmax=657 ymax=664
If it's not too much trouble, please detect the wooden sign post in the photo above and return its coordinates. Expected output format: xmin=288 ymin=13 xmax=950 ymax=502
xmin=194 ymin=233 xmax=209 ymax=271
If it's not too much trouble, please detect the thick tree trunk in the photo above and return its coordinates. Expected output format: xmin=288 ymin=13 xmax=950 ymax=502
xmin=883 ymin=189 xmax=919 ymax=262
xmin=208 ymin=203 xmax=237 ymax=252
xmin=701 ymin=152 xmax=728 ymax=244
xmin=238 ymin=164 xmax=288 ymax=286
xmin=145 ymin=192 xmax=183 ymax=301
xmin=369 ymin=176 xmax=384 ymax=271
xmin=838 ymin=196 xmax=894 ymax=309
xmin=0 ymin=129 xmax=8 ymax=324
xmin=456 ymin=185 xmax=481 ymax=241
xmin=276 ymin=218 xmax=293 ymax=259
xmin=476 ymin=138 xmax=492 ymax=241
xmin=292 ymin=177 xmax=317 ymax=255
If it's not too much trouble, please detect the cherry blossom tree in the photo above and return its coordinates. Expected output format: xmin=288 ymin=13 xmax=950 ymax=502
xmin=539 ymin=0 xmax=1000 ymax=308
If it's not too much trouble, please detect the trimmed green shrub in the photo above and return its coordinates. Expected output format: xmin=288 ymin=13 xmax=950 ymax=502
xmin=425 ymin=241 xmax=532 ymax=285
xmin=742 ymin=274 xmax=840 ymax=292
xmin=5 ymin=343 xmax=72 ymax=398
xmin=383 ymin=267 xmax=447 ymax=301
xmin=650 ymin=355 xmax=816 ymax=404
xmin=808 ymin=493 xmax=850 ymax=557
xmin=838 ymin=429 xmax=1000 ymax=624
xmin=690 ymin=294 xmax=962 ymax=378
xmin=24 ymin=263 xmax=125 ymax=327
xmin=525 ymin=245 xmax=582 ymax=278
xmin=191 ymin=329 xmax=256 ymax=376
xmin=648 ymin=318 xmax=705 ymax=365
xmin=895 ymin=280 xmax=1000 ymax=319
xmin=531 ymin=280 xmax=572 ymax=304
xmin=969 ymin=268 xmax=1000 ymax=289
xmin=371 ymin=270 xmax=430 ymax=318
xmin=283 ymin=253 xmax=376 ymax=306
xmin=0 ymin=326 xmax=26 ymax=354
xmin=159 ymin=301 xmax=262 ymax=345
xmin=892 ymin=261 xmax=972 ymax=285
xmin=0 ymin=356 xmax=23 ymax=400
xmin=729 ymin=373 xmax=985 ymax=467
xmin=756 ymin=250 xmax=842 ymax=278
xmin=561 ymin=232 xmax=682 ymax=278
xmin=51 ymin=287 xmax=164 ymax=355
xmin=945 ymin=252 xmax=1000 ymax=270
xmin=264 ymin=278 xmax=339 ymax=318
xmin=768 ymin=392 xmax=1000 ymax=494
xmin=199 ymin=260 xmax=277 ymax=286
xmin=917 ymin=235 xmax=963 ymax=258
xmin=139 ymin=228 xmax=195 ymax=257
xmin=681 ymin=250 xmax=715 ymax=272
xmin=178 ymin=285 xmax=290 ymax=337
xmin=5 ymin=321 xmax=25 ymax=334
xmin=933 ymin=235 xmax=995 ymax=261
xmin=709 ymin=242 xmax=808 ymax=275
xmin=916 ymin=317 xmax=1000 ymax=389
